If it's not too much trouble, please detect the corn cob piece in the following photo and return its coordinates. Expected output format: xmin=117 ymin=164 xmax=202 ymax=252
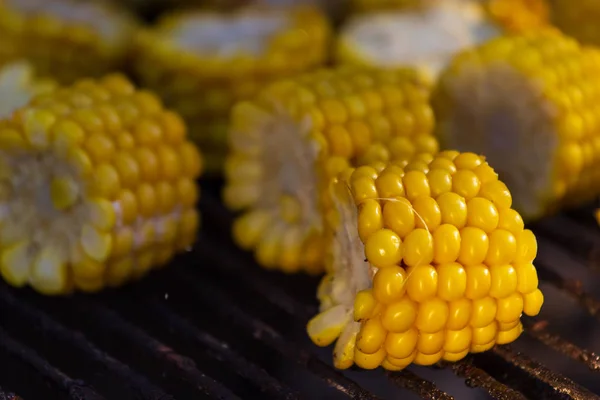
xmin=433 ymin=30 xmax=600 ymax=221
xmin=349 ymin=0 xmax=429 ymax=13
xmin=307 ymin=151 xmax=543 ymax=370
xmin=485 ymin=0 xmax=550 ymax=33
xmin=335 ymin=0 xmax=500 ymax=81
xmin=549 ymin=0 xmax=600 ymax=46
xmin=0 ymin=0 xmax=137 ymax=85
xmin=0 ymin=74 xmax=203 ymax=295
xmin=133 ymin=5 xmax=330 ymax=175
xmin=0 ymin=61 xmax=56 ymax=119
xmin=224 ymin=66 xmax=438 ymax=275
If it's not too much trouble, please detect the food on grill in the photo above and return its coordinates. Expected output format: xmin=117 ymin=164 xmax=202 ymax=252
xmin=0 ymin=61 xmax=56 ymax=119
xmin=549 ymin=0 xmax=600 ymax=46
xmin=0 ymin=0 xmax=137 ymax=84
xmin=224 ymin=66 xmax=438 ymax=274
xmin=485 ymin=0 xmax=549 ymax=33
xmin=0 ymin=74 xmax=202 ymax=295
xmin=434 ymin=30 xmax=600 ymax=221
xmin=335 ymin=0 xmax=500 ymax=81
xmin=307 ymin=152 xmax=543 ymax=370
xmin=133 ymin=5 xmax=330 ymax=175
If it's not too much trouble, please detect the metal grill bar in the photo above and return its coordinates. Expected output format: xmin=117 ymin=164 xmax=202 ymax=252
xmin=386 ymin=370 xmax=454 ymax=399
xmin=449 ymin=360 xmax=527 ymax=399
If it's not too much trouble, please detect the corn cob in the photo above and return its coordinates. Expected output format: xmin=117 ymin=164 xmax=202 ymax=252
xmin=335 ymin=1 xmax=500 ymax=81
xmin=224 ymin=66 xmax=438 ymax=275
xmin=0 ymin=74 xmax=203 ymax=295
xmin=433 ymin=30 xmax=600 ymax=221
xmin=0 ymin=0 xmax=137 ymax=85
xmin=307 ymin=151 xmax=543 ymax=370
xmin=349 ymin=0 xmax=429 ymax=13
xmin=0 ymin=61 xmax=56 ymax=119
xmin=485 ymin=0 xmax=550 ymax=33
xmin=548 ymin=0 xmax=600 ymax=46
xmin=133 ymin=5 xmax=330 ymax=175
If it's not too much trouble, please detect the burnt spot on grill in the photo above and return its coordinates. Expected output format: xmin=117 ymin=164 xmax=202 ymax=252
xmin=0 ymin=179 xmax=599 ymax=399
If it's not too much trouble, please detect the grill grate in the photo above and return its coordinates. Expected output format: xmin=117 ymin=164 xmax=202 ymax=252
xmin=0 ymin=181 xmax=600 ymax=399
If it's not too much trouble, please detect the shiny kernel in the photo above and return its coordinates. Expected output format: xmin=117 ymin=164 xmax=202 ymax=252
xmin=443 ymin=349 xmax=469 ymax=362
xmin=515 ymin=230 xmax=537 ymax=263
xmin=354 ymin=347 xmax=386 ymax=370
xmin=427 ymin=169 xmax=453 ymax=197
xmin=471 ymin=340 xmax=495 ymax=353
xmin=403 ymin=171 xmax=430 ymax=201
xmin=84 ymin=134 xmax=115 ymax=164
xmin=473 ymin=163 xmax=497 ymax=184
xmin=437 ymin=262 xmax=467 ymax=301
xmin=433 ymin=224 xmax=461 ymax=264
xmin=447 ymin=298 xmax=471 ymax=331
xmin=479 ymin=180 xmax=512 ymax=209
xmin=412 ymin=196 xmax=441 ymax=231
xmin=498 ymin=208 xmax=524 ymax=235
xmin=382 ymin=198 xmax=415 ymax=238
xmin=488 ymin=263 xmax=518 ymax=298
xmin=465 ymin=264 xmax=491 ymax=300
xmin=375 ymin=172 xmax=405 ymax=199
xmin=470 ymin=297 xmax=497 ymax=328
xmin=354 ymin=289 xmax=378 ymax=321
xmin=406 ymin=264 xmax=438 ymax=302
xmin=452 ymin=170 xmax=481 ymax=199
xmin=429 ymin=158 xmax=457 ymax=173
xmin=113 ymin=153 xmax=140 ymax=189
xmin=357 ymin=318 xmax=387 ymax=354
xmin=381 ymin=298 xmax=417 ymax=333
xmin=523 ymin=289 xmax=544 ymax=316
xmin=357 ymin=200 xmax=383 ymax=243
xmin=373 ymin=266 xmax=407 ymax=304
xmin=386 ymin=351 xmax=416 ymax=369
xmin=466 ymin=198 xmax=499 ymax=233
xmin=458 ymin=227 xmax=489 ymax=266
xmin=402 ymin=229 xmax=434 ymax=268
xmin=416 ymin=298 xmax=448 ymax=333
xmin=496 ymin=293 xmax=524 ymax=323
xmin=496 ymin=323 xmax=523 ymax=345
xmin=91 ymin=164 xmax=120 ymax=199
xmin=365 ymin=229 xmax=403 ymax=268
xmin=485 ymin=230 xmax=517 ymax=266
xmin=472 ymin=322 xmax=497 ymax=345
xmin=413 ymin=351 xmax=443 ymax=366
xmin=444 ymin=327 xmax=472 ymax=353
xmin=385 ymin=328 xmax=418 ymax=359
xmin=417 ymin=330 xmax=445 ymax=355
xmin=453 ymin=153 xmax=482 ymax=170
xmin=437 ymin=192 xmax=467 ymax=228
xmin=351 ymin=176 xmax=378 ymax=204
xmin=514 ymin=263 xmax=539 ymax=294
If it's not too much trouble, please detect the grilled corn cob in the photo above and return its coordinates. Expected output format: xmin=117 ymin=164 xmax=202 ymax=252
xmin=134 ymin=5 xmax=330 ymax=175
xmin=0 ymin=74 xmax=203 ymax=295
xmin=549 ymin=0 xmax=600 ymax=46
xmin=0 ymin=0 xmax=137 ymax=84
xmin=0 ymin=61 xmax=56 ymax=119
xmin=224 ymin=66 xmax=438 ymax=274
xmin=335 ymin=1 xmax=500 ymax=81
xmin=434 ymin=30 xmax=600 ymax=221
xmin=307 ymin=151 xmax=543 ymax=370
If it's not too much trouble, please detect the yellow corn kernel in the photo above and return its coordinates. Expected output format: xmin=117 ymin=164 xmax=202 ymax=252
xmin=485 ymin=0 xmax=550 ymax=33
xmin=133 ymin=5 xmax=331 ymax=175
xmin=336 ymin=1 xmax=508 ymax=82
xmin=0 ymin=0 xmax=136 ymax=84
xmin=225 ymin=66 xmax=437 ymax=275
xmin=0 ymin=74 xmax=202 ymax=296
xmin=308 ymin=151 xmax=543 ymax=370
xmin=434 ymin=30 xmax=600 ymax=221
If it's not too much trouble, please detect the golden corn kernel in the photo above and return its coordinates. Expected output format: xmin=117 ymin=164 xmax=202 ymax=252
xmin=0 ymin=0 xmax=136 ymax=84
xmin=225 ymin=66 xmax=437 ymax=274
xmin=134 ymin=5 xmax=331 ymax=174
xmin=308 ymin=152 xmax=543 ymax=370
xmin=0 ymin=74 xmax=202 ymax=295
xmin=434 ymin=30 xmax=600 ymax=221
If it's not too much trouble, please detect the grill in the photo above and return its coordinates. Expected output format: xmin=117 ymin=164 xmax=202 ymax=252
xmin=1 ymin=180 xmax=600 ymax=400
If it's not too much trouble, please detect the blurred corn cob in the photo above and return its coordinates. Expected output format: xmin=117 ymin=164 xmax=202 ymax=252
xmin=0 ymin=74 xmax=202 ymax=295
xmin=485 ymin=0 xmax=550 ymax=33
xmin=133 ymin=5 xmax=330 ymax=175
xmin=335 ymin=0 xmax=501 ymax=81
xmin=548 ymin=0 xmax=600 ymax=46
xmin=307 ymin=151 xmax=543 ymax=370
xmin=0 ymin=0 xmax=137 ymax=84
xmin=0 ymin=61 xmax=56 ymax=119
xmin=434 ymin=29 xmax=600 ymax=221
xmin=224 ymin=66 xmax=438 ymax=274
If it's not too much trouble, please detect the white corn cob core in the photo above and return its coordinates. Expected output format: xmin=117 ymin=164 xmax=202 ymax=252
xmin=168 ymin=11 xmax=290 ymax=57
xmin=340 ymin=0 xmax=498 ymax=79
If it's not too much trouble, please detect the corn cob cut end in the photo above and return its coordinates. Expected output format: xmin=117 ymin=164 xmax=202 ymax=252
xmin=308 ymin=151 xmax=543 ymax=370
xmin=0 ymin=74 xmax=202 ymax=295
xmin=336 ymin=0 xmax=499 ymax=81
xmin=0 ymin=61 xmax=57 ymax=120
xmin=434 ymin=30 xmax=600 ymax=220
